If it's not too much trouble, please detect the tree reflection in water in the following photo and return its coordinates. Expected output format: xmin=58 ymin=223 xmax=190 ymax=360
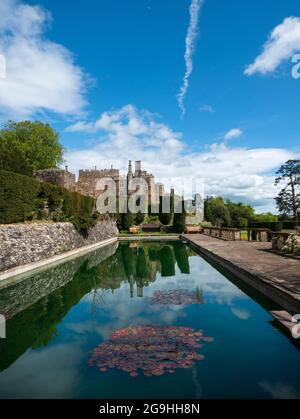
xmin=0 ymin=242 xmax=196 ymax=372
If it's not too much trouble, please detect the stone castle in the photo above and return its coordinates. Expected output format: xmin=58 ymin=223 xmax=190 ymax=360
xmin=34 ymin=161 xmax=166 ymax=202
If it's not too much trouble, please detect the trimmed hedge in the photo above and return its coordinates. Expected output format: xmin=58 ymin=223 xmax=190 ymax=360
xmin=0 ymin=170 xmax=96 ymax=234
xmin=0 ymin=170 xmax=40 ymax=224
xmin=249 ymin=221 xmax=283 ymax=232
xmin=249 ymin=221 xmax=299 ymax=231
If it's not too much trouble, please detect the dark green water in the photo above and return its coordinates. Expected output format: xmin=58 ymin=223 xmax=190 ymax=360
xmin=0 ymin=241 xmax=300 ymax=399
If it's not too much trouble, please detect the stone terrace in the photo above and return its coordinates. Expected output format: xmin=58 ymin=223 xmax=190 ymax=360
xmin=182 ymin=234 xmax=300 ymax=313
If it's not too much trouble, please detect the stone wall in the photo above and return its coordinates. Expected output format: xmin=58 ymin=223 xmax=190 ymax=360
xmin=202 ymin=227 xmax=269 ymax=242
xmin=272 ymin=232 xmax=300 ymax=256
xmin=34 ymin=168 xmax=76 ymax=191
xmin=0 ymin=241 xmax=118 ymax=319
xmin=0 ymin=220 xmax=119 ymax=273
xmin=77 ymin=168 xmax=120 ymax=198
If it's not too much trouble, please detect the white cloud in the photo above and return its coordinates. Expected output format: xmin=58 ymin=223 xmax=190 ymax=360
xmin=231 ymin=308 xmax=251 ymax=320
xmin=177 ymin=0 xmax=204 ymax=117
xmin=0 ymin=0 xmax=88 ymax=118
xmin=224 ymin=128 xmax=243 ymax=140
xmin=199 ymin=105 xmax=214 ymax=113
xmin=260 ymin=381 xmax=300 ymax=399
xmin=65 ymin=105 xmax=296 ymax=212
xmin=0 ymin=342 xmax=84 ymax=398
xmin=245 ymin=17 xmax=300 ymax=76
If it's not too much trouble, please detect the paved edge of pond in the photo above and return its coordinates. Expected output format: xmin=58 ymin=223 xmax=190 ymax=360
xmin=0 ymin=237 xmax=118 ymax=285
xmin=181 ymin=234 xmax=300 ymax=314
xmin=118 ymin=235 xmax=180 ymax=241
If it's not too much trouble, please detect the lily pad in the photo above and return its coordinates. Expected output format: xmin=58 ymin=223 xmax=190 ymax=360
xmin=89 ymin=325 xmax=213 ymax=378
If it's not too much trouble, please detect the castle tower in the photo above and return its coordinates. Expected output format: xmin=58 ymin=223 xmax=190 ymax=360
xmin=135 ymin=161 xmax=142 ymax=176
xmin=128 ymin=160 xmax=133 ymax=181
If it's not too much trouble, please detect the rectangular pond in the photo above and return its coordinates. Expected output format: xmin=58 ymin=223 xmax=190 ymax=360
xmin=0 ymin=240 xmax=300 ymax=399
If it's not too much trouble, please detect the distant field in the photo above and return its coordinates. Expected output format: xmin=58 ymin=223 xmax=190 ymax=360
xmin=240 ymin=231 xmax=249 ymax=241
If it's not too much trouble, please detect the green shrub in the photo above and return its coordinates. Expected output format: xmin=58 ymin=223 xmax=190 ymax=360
xmin=158 ymin=196 xmax=173 ymax=226
xmin=201 ymin=221 xmax=212 ymax=228
xmin=0 ymin=140 xmax=32 ymax=176
xmin=121 ymin=211 xmax=134 ymax=230
xmin=283 ymin=221 xmax=299 ymax=230
xmin=0 ymin=170 xmax=40 ymax=223
xmin=249 ymin=221 xmax=283 ymax=231
xmin=0 ymin=170 xmax=96 ymax=235
xmin=135 ymin=211 xmax=145 ymax=225
xmin=68 ymin=214 xmax=97 ymax=237
xmin=173 ymin=208 xmax=186 ymax=233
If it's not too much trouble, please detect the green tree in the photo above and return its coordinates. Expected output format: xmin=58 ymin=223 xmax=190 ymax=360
xmin=172 ymin=198 xmax=186 ymax=233
xmin=275 ymin=160 xmax=300 ymax=221
xmin=253 ymin=212 xmax=278 ymax=223
xmin=158 ymin=195 xmax=174 ymax=225
xmin=0 ymin=121 xmax=64 ymax=171
xmin=135 ymin=211 xmax=145 ymax=225
xmin=0 ymin=139 xmax=32 ymax=176
xmin=226 ymin=201 xmax=255 ymax=228
xmin=121 ymin=211 xmax=134 ymax=231
xmin=204 ymin=197 xmax=231 ymax=227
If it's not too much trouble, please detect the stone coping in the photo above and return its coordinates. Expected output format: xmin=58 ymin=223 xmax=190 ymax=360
xmin=118 ymin=236 xmax=180 ymax=241
xmin=0 ymin=237 xmax=117 ymax=285
xmin=181 ymin=234 xmax=300 ymax=314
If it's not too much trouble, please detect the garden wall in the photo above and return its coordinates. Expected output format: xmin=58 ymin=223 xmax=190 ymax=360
xmin=0 ymin=220 xmax=118 ymax=273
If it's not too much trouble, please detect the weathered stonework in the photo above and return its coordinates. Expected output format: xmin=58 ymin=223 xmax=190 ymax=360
xmin=34 ymin=168 xmax=76 ymax=191
xmin=34 ymin=161 xmax=166 ymax=203
xmin=77 ymin=168 xmax=121 ymax=198
xmin=0 ymin=242 xmax=118 ymax=319
xmin=203 ymin=227 xmax=269 ymax=242
xmin=272 ymin=232 xmax=300 ymax=256
xmin=0 ymin=221 xmax=119 ymax=273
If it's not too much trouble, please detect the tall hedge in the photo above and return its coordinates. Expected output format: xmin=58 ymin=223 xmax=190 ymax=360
xmin=0 ymin=140 xmax=32 ymax=176
xmin=173 ymin=200 xmax=186 ymax=233
xmin=0 ymin=170 xmax=95 ymax=234
xmin=249 ymin=221 xmax=299 ymax=231
xmin=0 ymin=170 xmax=40 ymax=223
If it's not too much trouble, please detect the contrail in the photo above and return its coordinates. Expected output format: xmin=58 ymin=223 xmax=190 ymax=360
xmin=177 ymin=0 xmax=204 ymax=118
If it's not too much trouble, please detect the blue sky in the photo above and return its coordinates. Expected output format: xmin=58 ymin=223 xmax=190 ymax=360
xmin=0 ymin=0 xmax=300 ymax=211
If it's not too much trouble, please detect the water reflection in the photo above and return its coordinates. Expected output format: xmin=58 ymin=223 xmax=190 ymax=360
xmin=0 ymin=241 xmax=193 ymax=372
xmin=147 ymin=289 xmax=203 ymax=306
xmin=121 ymin=242 xmax=193 ymax=297
xmin=1 ymin=241 xmax=300 ymax=399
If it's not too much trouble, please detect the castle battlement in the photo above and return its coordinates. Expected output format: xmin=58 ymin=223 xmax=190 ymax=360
xmin=78 ymin=169 xmax=120 ymax=177
xmin=34 ymin=161 xmax=165 ymax=201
